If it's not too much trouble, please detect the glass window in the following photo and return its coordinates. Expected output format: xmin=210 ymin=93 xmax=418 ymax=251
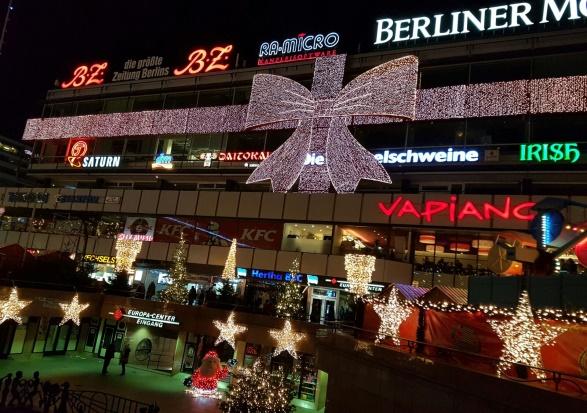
xmin=164 ymin=92 xmax=197 ymax=109
xmin=465 ymin=116 xmax=527 ymax=145
xmin=265 ymin=130 xmax=292 ymax=151
xmin=233 ymin=87 xmax=251 ymax=104
xmin=533 ymin=52 xmax=587 ymax=78
xmin=103 ymin=98 xmax=131 ymax=113
xmin=77 ymin=100 xmax=104 ymax=115
xmin=51 ymin=103 xmax=75 ymax=117
xmin=282 ymin=223 xmax=332 ymax=254
xmin=470 ymin=59 xmax=531 ymax=83
xmin=407 ymin=120 xmax=466 ymax=147
xmin=94 ymin=138 xmax=124 ymax=155
xmin=353 ymin=124 xmax=407 ymax=150
xmin=530 ymin=114 xmax=587 ymax=143
xmin=197 ymin=89 xmax=233 ymax=106
xmin=132 ymin=95 xmax=163 ymax=111
xmin=225 ymin=132 xmax=266 ymax=152
xmin=419 ymin=65 xmax=469 ymax=88
xmin=185 ymin=134 xmax=223 ymax=161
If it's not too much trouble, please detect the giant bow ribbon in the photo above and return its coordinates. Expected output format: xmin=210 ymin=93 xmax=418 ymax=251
xmin=245 ymin=54 xmax=419 ymax=193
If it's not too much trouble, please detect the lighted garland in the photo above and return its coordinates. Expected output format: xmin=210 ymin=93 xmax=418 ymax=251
xmin=115 ymin=238 xmax=142 ymax=272
xmin=59 ymin=293 xmax=89 ymax=326
xmin=0 ymin=287 xmax=32 ymax=325
xmin=213 ymin=312 xmax=247 ymax=350
xmin=344 ymin=254 xmax=376 ymax=297
xmin=275 ymin=258 xmax=304 ymax=319
xmin=488 ymin=291 xmax=566 ymax=378
xmin=160 ymin=235 xmax=190 ymax=304
xmin=373 ymin=286 xmax=412 ymax=345
xmin=220 ymin=238 xmax=237 ymax=280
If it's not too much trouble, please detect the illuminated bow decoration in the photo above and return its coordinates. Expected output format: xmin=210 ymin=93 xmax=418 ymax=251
xmin=245 ymin=55 xmax=419 ymax=193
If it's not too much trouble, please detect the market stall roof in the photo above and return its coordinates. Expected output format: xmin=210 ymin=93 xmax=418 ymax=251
xmin=381 ymin=283 xmax=428 ymax=302
xmin=420 ymin=286 xmax=468 ymax=305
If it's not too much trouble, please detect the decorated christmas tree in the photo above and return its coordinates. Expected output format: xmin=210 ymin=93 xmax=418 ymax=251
xmin=219 ymin=361 xmax=294 ymax=413
xmin=160 ymin=235 xmax=190 ymax=304
xmin=276 ymin=258 xmax=304 ymax=320
xmin=221 ymin=238 xmax=237 ymax=280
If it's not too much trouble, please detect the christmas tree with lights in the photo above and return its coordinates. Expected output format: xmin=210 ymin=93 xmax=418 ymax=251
xmin=221 ymin=238 xmax=237 ymax=280
xmin=276 ymin=258 xmax=304 ymax=320
xmin=219 ymin=361 xmax=294 ymax=413
xmin=160 ymin=235 xmax=190 ymax=304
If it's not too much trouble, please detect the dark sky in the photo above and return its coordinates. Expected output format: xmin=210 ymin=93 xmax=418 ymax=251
xmin=0 ymin=0 xmax=489 ymax=140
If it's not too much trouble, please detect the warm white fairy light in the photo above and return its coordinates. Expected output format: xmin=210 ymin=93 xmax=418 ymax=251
xmin=344 ymin=254 xmax=376 ymax=297
xmin=488 ymin=291 xmax=566 ymax=378
xmin=0 ymin=287 xmax=32 ymax=325
xmin=213 ymin=312 xmax=247 ymax=350
xmin=221 ymin=238 xmax=237 ymax=280
xmin=59 ymin=293 xmax=90 ymax=326
xmin=22 ymin=74 xmax=587 ymax=143
xmin=373 ymin=286 xmax=412 ymax=345
xmin=115 ymin=238 xmax=142 ymax=272
xmin=270 ymin=320 xmax=305 ymax=359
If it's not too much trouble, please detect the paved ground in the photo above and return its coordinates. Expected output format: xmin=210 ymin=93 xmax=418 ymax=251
xmin=0 ymin=355 xmax=320 ymax=413
xmin=0 ymin=354 xmax=221 ymax=413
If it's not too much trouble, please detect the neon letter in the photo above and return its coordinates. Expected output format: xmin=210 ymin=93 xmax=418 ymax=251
xmin=458 ymin=202 xmax=484 ymax=221
xmin=484 ymin=197 xmax=511 ymax=219
xmin=378 ymin=197 xmax=403 ymax=216
xmin=421 ymin=201 xmax=448 ymax=222
xmin=512 ymin=202 xmax=537 ymax=220
xmin=397 ymin=200 xmax=421 ymax=219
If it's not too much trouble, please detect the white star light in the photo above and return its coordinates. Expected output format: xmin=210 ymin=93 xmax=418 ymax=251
xmin=0 ymin=287 xmax=32 ymax=325
xmin=270 ymin=320 xmax=305 ymax=359
xmin=213 ymin=312 xmax=247 ymax=349
xmin=373 ymin=286 xmax=412 ymax=345
xmin=59 ymin=294 xmax=90 ymax=326
xmin=488 ymin=291 xmax=566 ymax=378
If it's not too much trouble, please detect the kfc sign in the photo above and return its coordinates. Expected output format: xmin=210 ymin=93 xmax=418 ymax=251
xmin=154 ymin=217 xmax=282 ymax=250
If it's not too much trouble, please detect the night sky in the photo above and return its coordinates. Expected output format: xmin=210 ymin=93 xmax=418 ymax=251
xmin=0 ymin=0 xmax=504 ymax=140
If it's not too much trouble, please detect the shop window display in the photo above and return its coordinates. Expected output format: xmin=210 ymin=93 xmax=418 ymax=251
xmin=413 ymin=230 xmax=496 ymax=287
xmin=270 ymin=352 xmax=318 ymax=403
xmin=333 ymin=225 xmax=409 ymax=260
xmin=282 ymin=223 xmax=332 ymax=254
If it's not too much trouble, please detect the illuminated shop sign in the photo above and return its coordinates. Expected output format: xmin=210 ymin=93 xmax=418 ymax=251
xmin=374 ymin=0 xmax=587 ymax=46
xmin=373 ymin=148 xmax=479 ymax=165
xmin=113 ymin=56 xmax=169 ymax=82
xmin=237 ymin=267 xmax=305 ymax=283
xmin=378 ymin=195 xmax=536 ymax=222
xmin=83 ymin=254 xmax=116 ymax=265
xmin=57 ymin=195 xmax=99 ymax=203
xmin=307 ymin=274 xmax=386 ymax=292
xmin=119 ymin=217 xmax=156 ymax=241
xmin=61 ymin=62 xmax=108 ymax=89
xmin=66 ymin=138 xmax=120 ymax=168
xmin=152 ymin=153 xmax=173 ymax=170
xmin=7 ymin=192 xmax=48 ymax=203
xmin=258 ymin=32 xmax=340 ymax=66
xmin=173 ymin=45 xmax=234 ymax=76
xmin=218 ymin=151 xmax=271 ymax=161
xmin=113 ymin=308 xmax=179 ymax=328
xmin=520 ymin=143 xmax=580 ymax=163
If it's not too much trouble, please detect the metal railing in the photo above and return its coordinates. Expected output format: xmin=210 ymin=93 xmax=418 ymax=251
xmin=323 ymin=321 xmax=587 ymax=396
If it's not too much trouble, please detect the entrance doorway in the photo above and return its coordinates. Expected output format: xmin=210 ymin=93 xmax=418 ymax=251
xmin=309 ymin=288 xmax=337 ymax=324
xmin=0 ymin=320 xmax=17 ymax=358
xmin=43 ymin=319 xmax=73 ymax=355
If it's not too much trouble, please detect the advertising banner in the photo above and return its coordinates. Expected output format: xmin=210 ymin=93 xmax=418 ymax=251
xmin=121 ymin=217 xmax=156 ymax=241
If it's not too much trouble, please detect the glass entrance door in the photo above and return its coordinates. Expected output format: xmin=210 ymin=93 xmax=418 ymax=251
xmin=0 ymin=320 xmax=17 ymax=359
xmin=43 ymin=319 xmax=72 ymax=355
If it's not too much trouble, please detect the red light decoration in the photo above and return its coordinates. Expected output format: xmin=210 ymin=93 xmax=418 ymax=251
xmin=173 ymin=45 xmax=233 ymax=76
xmin=419 ymin=234 xmax=436 ymax=244
xmin=218 ymin=151 xmax=271 ymax=161
xmin=378 ymin=196 xmax=536 ymax=223
xmin=61 ymin=62 xmax=108 ymax=89
xmin=113 ymin=307 xmax=124 ymax=321
xmin=66 ymin=138 xmax=91 ymax=167
xmin=191 ymin=350 xmax=228 ymax=397
xmin=574 ymin=239 xmax=587 ymax=267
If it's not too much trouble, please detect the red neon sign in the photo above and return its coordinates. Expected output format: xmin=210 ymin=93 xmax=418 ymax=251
xmin=378 ymin=196 xmax=536 ymax=222
xmin=218 ymin=151 xmax=271 ymax=161
xmin=173 ymin=45 xmax=234 ymax=76
xmin=61 ymin=62 xmax=108 ymax=89
xmin=66 ymin=138 xmax=91 ymax=168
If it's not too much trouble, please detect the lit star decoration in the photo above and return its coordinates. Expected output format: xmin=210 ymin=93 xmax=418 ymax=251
xmin=488 ymin=291 xmax=566 ymax=378
xmin=221 ymin=238 xmax=237 ymax=280
xmin=213 ymin=312 xmax=247 ymax=349
xmin=270 ymin=320 xmax=305 ymax=359
xmin=115 ymin=238 xmax=142 ymax=272
xmin=59 ymin=293 xmax=90 ymax=326
xmin=0 ymin=287 xmax=32 ymax=325
xmin=373 ymin=286 xmax=412 ymax=345
xmin=344 ymin=254 xmax=376 ymax=297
